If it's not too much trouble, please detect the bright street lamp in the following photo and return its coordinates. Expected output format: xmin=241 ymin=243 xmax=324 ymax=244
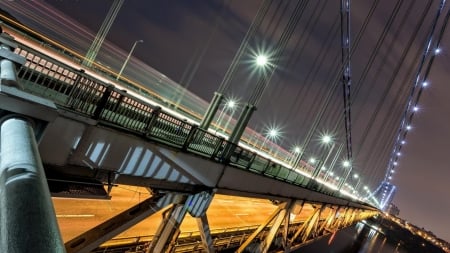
xmin=322 ymin=135 xmax=332 ymax=144
xmin=260 ymin=126 xmax=281 ymax=154
xmin=309 ymin=134 xmax=335 ymax=181
xmin=353 ymin=173 xmax=361 ymax=191
xmin=215 ymin=98 xmax=238 ymax=133
xmin=337 ymin=160 xmax=352 ymax=191
xmin=256 ymin=54 xmax=268 ymax=66
xmin=116 ymin=39 xmax=143 ymax=80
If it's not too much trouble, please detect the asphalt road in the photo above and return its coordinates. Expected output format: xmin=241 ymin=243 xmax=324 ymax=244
xmin=53 ymin=185 xmax=319 ymax=243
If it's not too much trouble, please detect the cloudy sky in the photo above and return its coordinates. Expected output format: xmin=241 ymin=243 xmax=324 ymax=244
xmin=1 ymin=0 xmax=449 ymax=242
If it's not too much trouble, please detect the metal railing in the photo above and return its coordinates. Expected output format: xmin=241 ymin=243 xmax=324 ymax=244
xmin=14 ymin=39 xmax=348 ymax=199
xmin=92 ymin=222 xmax=311 ymax=252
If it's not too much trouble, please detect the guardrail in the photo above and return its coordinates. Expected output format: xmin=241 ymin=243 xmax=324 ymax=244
xmin=92 ymin=223 xmax=308 ymax=252
xmin=14 ymin=38 xmax=348 ymax=198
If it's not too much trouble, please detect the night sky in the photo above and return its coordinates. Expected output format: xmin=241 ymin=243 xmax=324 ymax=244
xmin=1 ymin=0 xmax=449 ymax=242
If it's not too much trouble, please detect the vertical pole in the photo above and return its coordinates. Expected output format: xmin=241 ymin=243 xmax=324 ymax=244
xmin=196 ymin=215 xmax=215 ymax=253
xmin=0 ymin=116 xmax=65 ymax=253
xmin=222 ymin=103 xmax=256 ymax=161
xmin=199 ymin=92 xmax=224 ymax=130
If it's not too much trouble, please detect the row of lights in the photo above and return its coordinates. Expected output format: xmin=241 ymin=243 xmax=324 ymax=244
xmin=385 ymin=47 xmax=442 ymax=183
xmin=218 ymin=54 xmax=370 ymax=199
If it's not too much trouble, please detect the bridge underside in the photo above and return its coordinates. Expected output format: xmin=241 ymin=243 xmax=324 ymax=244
xmin=58 ymin=186 xmax=376 ymax=253
xmin=0 ymin=84 xmax=377 ymax=252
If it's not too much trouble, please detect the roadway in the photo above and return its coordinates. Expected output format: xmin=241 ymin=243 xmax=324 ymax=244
xmin=53 ymin=185 xmax=318 ymax=245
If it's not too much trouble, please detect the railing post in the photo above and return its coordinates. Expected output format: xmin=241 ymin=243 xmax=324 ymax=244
xmin=182 ymin=125 xmax=199 ymax=151
xmin=92 ymin=84 xmax=114 ymax=120
xmin=144 ymin=106 xmax=162 ymax=135
xmin=211 ymin=137 xmax=225 ymax=159
xmin=245 ymin=152 xmax=257 ymax=170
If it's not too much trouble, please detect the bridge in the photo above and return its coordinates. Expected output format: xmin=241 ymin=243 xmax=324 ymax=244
xmin=0 ymin=15 xmax=385 ymax=253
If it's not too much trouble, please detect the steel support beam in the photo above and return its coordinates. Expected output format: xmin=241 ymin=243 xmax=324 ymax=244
xmin=65 ymin=193 xmax=185 ymax=253
xmin=193 ymin=191 xmax=215 ymax=253
xmin=237 ymin=200 xmax=292 ymax=253
xmin=259 ymin=200 xmax=293 ymax=253
xmin=146 ymin=191 xmax=213 ymax=253
xmin=0 ymin=116 xmax=65 ymax=253
xmin=301 ymin=205 xmax=324 ymax=242
xmin=317 ymin=206 xmax=336 ymax=235
xmin=146 ymin=203 xmax=184 ymax=253
xmin=289 ymin=204 xmax=321 ymax=245
xmin=196 ymin=214 xmax=215 ymax=253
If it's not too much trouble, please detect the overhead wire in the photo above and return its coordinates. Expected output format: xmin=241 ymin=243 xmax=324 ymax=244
xmin=217 ymin=0 xmax=272 ymax=93
xmin=248 ymin=0 xmax=309 ymax=105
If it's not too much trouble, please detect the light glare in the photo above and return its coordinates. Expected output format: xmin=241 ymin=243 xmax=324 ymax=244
xmin=256 ymin=55 xmax=268 ymax=66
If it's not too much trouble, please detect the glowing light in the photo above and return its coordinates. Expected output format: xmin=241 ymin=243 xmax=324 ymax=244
xmin=309 ymin=158 xmax=317 ymax=164
xmin=343 ymin=160 xmax=351 ymax=167
xmin=256 ymin=55 xmax=268 ymax=66
xmin=268 ymin=128 xmax=279 ymax=138
xmin=401 ymin=140 xmax=406 ymax=145
xmin=406 ymin=125 xmax=412 ymax=130
xmin=322 ymin=135 xmax=332 ymax=144
xmin=391 ymin=169 xmax=395 ymax=173
xmin=396 ymin=152 xmax=401 ymax=156
xmin=393 ymin=161 xmax=398 ymax=166
xmin=293 ymin=146 xmax=301 ymax=153
xmin=422 ymin=81 xmax=429 ymax=87
xmin=353 ymin=174 xmax=359 ymax=179
xmin=226 ymin=99 xmax=236 ymax=109
xmin=413 ymin=106 xmax=419 ymax=112
xmin=435 ymin=48 xmax=441 ymax=54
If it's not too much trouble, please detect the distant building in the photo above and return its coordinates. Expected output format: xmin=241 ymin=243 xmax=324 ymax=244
xmin=386 ymin=203 xmax=400 ymax=216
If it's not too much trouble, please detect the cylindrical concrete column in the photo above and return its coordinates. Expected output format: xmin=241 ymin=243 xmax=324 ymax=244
xmin=0 ymin=116 xmax=65 ymax=252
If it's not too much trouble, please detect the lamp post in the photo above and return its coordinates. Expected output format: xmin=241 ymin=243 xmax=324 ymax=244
xmin=309 ymin=135 xmax=334 ymax=181
xmin=353 ymin=173 xmax=361 ymax=191
xmin=216 ymin=98 xmax=238 ymax=134
xmin=259 ymin=127 xmax=280 ymax=154
xmin=116 ymin=39 xmax=143 ymax=80
xmin=290 ymin=146 xmax=302 ymax=166
xmin=337 ymin=160 xmax=352 ymax=191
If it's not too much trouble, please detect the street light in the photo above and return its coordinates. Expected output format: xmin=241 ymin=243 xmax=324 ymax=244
xmin=116 ymin=39 xmax=143 ymax=80
xmin=215 ymin=98 xmax=238 ymax=133
xmin=256 ymin=54 xmax=268 ymax=66
xmin=310 ymin=134 xmax=334 ymax=181
xmin=260 ymin=127 xmax=281 ymax=154
xmin=337 ymin=160 xmax=352 ymax=191
xmin=353 ymin=173 xmax=361 ymax=191
xmin=222 ymin=99 xmax=239 ymax=134
xmin=289 ymin=146 xmax=302 ymax=166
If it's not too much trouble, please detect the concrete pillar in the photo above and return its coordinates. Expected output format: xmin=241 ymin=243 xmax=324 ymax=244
xmin=0 ymin=116 xmax=65 ymax=252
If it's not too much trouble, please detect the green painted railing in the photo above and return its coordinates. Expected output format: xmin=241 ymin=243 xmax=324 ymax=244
xmin=14 ymin=41 xmax=346 ymax=198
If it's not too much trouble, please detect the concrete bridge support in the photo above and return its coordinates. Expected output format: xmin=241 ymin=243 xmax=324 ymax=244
xmin=0 ymin=31 xmax=65 ymax=253
xmin=0 ymin=116 xmax=66 ymax=253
